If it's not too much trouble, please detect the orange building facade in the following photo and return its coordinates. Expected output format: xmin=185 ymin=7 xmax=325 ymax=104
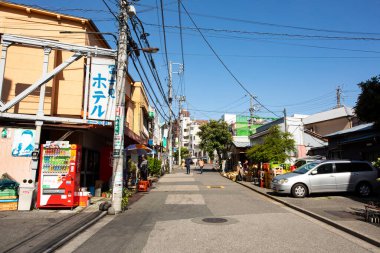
xmin=0 ymin=2 xmax=151 ymax=191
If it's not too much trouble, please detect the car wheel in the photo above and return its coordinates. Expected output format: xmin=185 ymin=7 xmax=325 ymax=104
xmin=356 ymin=182 xmax=372 ymax=197
xmin=291 ymin=183 xmax=308 ymax=198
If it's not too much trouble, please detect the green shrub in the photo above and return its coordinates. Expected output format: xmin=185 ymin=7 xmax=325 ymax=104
xmin=122 ymin=187 xmax=132 ymax=211
xmin=147 ymin=157 xmax=162 ymax=176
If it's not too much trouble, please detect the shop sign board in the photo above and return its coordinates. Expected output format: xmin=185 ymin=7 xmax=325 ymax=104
xmin=89 ymin=57 xmax=116 ymax=121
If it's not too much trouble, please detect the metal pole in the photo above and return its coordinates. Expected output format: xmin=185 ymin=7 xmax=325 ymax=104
xmin=83 ymin=52 xmax=91 ymax=120
xmin=0 ymin=42 xmax=11 ymax=101
xmin=177 ymin=95 xmax=185 ymax=165
xmin=168 ymin=61 xmax=173 ymax=173
xmin=31 ymin=47 xmax=52 ymax=180
xmin=111 ymin=0 xmax=128 ymax=213
xmin=178 ymin=113 xmax=182 ymax=166
xmin=283 ymin=108 xmax=287 ymax=133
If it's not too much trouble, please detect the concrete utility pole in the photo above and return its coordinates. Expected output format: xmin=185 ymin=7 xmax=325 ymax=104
xmin=177 ymin=95 xmax=186 ymax=165
xmin=336 ymin=86 xmax=342 ymax=108
xmin=111 ymin=0 xmax=129 ymax=214
xmin=168 ymin=61 xmax=173 ymax=173
xmin=283 ymin=108 xmax=288 ymax=133
xmin=248 ymin=96 xmax=255 ymax=132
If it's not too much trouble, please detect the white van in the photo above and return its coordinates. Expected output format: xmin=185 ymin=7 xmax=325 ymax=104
xmin=272 ymin=160 xmax=380 ymax=198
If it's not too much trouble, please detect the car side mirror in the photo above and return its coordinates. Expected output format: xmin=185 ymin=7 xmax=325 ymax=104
xmin=311 ymin=170 xmax=318 ymax=175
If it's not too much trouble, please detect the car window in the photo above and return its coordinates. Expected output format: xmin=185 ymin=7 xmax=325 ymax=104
xmin=316 ymin=164 xmax=333 ymax=174
xmin=294 ymin=162 xmax=319 ymax=174
xmin=350 ymin=162 xmax=373 ymax=172
xmin=294 ymin=160 xmax=306 ymax=168
xmin=335 ymin=163 xmax=351 ymax=173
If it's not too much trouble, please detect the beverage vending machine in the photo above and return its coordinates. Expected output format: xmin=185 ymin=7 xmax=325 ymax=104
xmin=36 ymin=141 xmax=81 ymax=208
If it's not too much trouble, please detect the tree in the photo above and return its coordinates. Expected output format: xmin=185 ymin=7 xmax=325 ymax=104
xmin=174 ymin=147 xmax=190 ymax=161
xmin=247 ymin=125 xmax=295 ymax=164
xmin=354 ymin=75 xmax=380 ymax=127
xmin=197 ymin=120 xmax=232 ymax=168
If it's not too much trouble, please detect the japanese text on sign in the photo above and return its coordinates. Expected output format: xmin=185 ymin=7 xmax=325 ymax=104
xmin=89 ymin=57 xmax=117 ymax=121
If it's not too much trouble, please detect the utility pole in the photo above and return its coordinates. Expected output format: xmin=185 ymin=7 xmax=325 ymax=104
xmin=177 ymin=95 xmax=186 ymax=165
xmin=111 ymin=0 xmax=129 ymax=214
xmin=168 ymin=61 xmax=173 ymax=173
xmin=336 ymin=86 xmax=342 ymax=108
xmin=283 ymin=108 xmax=288 ymax=133
xmin=248 ymin=96 xmax=255 ymax=133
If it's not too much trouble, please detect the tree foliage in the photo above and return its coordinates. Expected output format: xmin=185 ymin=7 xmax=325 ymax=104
xmin=174 ymin=147 xmax=190 ymax=161
xmin=354 ymin=75 xmax=380 ymax=127
xmin=147 ymin=157 xmax=162 ymax=176
xmin=197 ymin=120 xmax=232 ymax=166
xmin=247 ymin=125 xmax=295 ymax=164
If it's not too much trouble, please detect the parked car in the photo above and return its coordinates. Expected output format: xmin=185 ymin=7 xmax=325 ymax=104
xmin=271 ymin=160 xmax=380 ymax=198
xmin=290 ymin=156 xmax=325 ymax=171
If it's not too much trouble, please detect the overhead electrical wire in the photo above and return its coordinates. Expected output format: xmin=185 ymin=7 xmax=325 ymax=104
xmin=177 ymin=0 xmax=186 ymax=96
xmin=138 ymin=27 xmax=380 ymax=54
xmin=130 ymin=55 xmax=169 ymax=120
xmin=129 ymin=16 xmax=177 ymax=117
xmin=101 ymin=0 xmax=119 ymax=22
xmin=142 ymin=23 xmax=380 ymax=41
xmin=159 ymin=0 xmax=171 ymax=76
xmin=130 ymin=18 xmax=170 ymax=105
xmin=134 ymin=3 xmax=380 ymax=36
xmin=180 ymin=2 xmax=281 ymax=118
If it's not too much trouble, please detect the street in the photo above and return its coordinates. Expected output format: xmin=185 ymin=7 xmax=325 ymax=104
xmin=58 ymin=165 xmax=379 ymax=253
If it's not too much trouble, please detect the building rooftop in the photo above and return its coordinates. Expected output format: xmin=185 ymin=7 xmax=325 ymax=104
xmin=303 ymin=106 xmax=353 ymax=125
xmin=324 ymin=123 xmax=374 ymax=138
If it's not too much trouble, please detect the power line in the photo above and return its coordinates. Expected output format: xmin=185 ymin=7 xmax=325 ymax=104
xmin=129 ymin=16 xmax=176 ymax=117
xmin=130 ymin=55 xmax=169 ymax=121
xmin=134 ymin=3 xmax=380 ymax=36
xmin=101 ymin=0 xmax=119 ymax=22
xmin=141 ymin=27 xmax=380 ymax=54
xmin=130 ymin=18 xmax=168 ymax=102
xmin=177 ymin=0 xmax=185 ymax=71
xmin=143 ymin=23 xmax=380 ymax=41
xmin=159 ymin=0 xmax=171 ymax=77
xmin=180 ymin=2 xmax=280 ymax=118
xmin=177 ymin=0 xmax=186 ymax=96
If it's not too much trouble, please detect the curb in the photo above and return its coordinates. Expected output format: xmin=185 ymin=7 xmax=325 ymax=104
xmin=234 ymin=180 xmax=380 ymax=248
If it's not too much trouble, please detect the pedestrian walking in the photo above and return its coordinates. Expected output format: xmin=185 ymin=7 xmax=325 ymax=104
xmin=198 ymin=158 xmax=204 ymax=174
xmin=185 ymin=157 xmax=191 ymax=174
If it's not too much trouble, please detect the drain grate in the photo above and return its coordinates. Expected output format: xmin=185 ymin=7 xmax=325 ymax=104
xmin=202 ymin=217 xmax=228 ymax=223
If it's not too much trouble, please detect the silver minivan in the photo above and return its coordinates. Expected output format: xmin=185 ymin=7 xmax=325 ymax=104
xmin=271 ymin=160 xmax=379 ymax=198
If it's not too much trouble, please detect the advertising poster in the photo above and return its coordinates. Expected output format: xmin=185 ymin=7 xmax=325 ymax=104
xmin=11 ymin=129 xmax=36 ymax=157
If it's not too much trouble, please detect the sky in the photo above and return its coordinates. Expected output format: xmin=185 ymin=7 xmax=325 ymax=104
xmin=8 ymin=0 xmax=380 ymax=121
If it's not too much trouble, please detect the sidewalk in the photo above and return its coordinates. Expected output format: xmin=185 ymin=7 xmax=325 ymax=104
xmin=235 ymin=179 xmax=380 ymax=247
xmin=0 ymin=197 xmax=107 ymax=252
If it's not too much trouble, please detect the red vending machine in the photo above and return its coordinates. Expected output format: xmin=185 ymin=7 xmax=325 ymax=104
xmin=36 ymin=141 xmax=81 ymax=209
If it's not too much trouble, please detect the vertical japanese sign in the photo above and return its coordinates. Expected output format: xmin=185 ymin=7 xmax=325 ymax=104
xmin=89 ymin=57 xmax=117 ymax=121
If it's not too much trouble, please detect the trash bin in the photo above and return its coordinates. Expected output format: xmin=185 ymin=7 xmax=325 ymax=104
xmin=18 ymin=180 xmax=35 ymax=211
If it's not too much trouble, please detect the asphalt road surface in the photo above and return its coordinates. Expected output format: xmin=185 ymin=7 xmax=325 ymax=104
xmin=57 ymin=165 xmax=379 ymax=253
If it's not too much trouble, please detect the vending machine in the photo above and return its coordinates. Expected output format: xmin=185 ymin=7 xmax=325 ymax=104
xmin=36 ymin=141 xmax=81 ymax=209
